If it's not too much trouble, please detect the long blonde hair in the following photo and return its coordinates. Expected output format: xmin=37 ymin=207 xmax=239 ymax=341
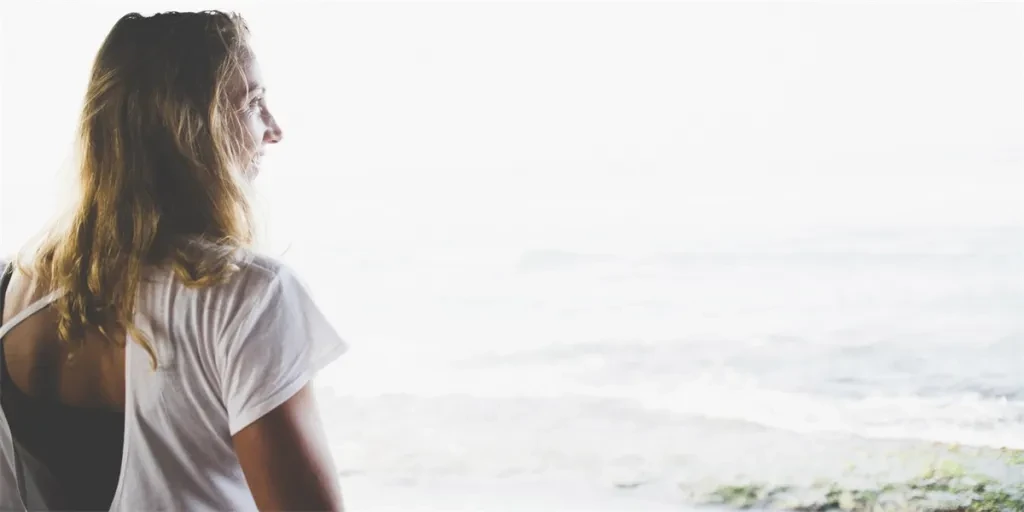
xmin=17 ymin=11 xmax=259 ymax=367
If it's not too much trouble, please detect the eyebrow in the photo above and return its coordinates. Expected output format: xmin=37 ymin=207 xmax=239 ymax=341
xmin=245 ymin=82 xmax=266 ymax=96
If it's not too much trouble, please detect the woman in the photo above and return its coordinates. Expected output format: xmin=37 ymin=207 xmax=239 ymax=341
xmin=0 ymin=10 xmax=346 ymax=511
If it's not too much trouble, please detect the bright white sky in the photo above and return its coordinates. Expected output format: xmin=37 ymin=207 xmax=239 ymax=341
xmin=1 ymin=1 xmax=1022 ymax=256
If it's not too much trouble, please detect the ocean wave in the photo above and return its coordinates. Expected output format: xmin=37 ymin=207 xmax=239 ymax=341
xmin=320 ymin=359 xmax=1024 ymax=451
xmin=621 ymin=371 xmax=1024 ymax=450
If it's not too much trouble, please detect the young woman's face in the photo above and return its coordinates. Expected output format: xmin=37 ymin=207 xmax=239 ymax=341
xmin=232 ymin=55 xmax=283 ymax=178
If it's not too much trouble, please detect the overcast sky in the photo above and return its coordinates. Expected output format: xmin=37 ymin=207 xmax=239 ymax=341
xmin=2 ymin=1 xmax=1021 ymax=256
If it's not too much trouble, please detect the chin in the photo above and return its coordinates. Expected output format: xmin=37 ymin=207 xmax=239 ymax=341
xmin=245 ymin=156 xmax=263 ymax=180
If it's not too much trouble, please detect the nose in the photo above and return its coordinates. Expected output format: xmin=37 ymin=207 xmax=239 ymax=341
xmin=265 ymin=115 xmax=283 ymax=144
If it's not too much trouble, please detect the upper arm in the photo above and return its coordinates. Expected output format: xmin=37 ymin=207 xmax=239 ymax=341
xmin=232 ymin=384 xmax=343 ymax=511
xmin=215 ymin=262 xmax=348 ymax=510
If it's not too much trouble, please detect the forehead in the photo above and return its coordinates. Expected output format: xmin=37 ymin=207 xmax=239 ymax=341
xmin=244 ymin=56 xmax=264 ymax=86
xmin=228 ymin=55 xmax=265 ymax=98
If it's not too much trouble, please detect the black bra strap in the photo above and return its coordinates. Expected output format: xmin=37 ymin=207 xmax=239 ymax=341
xmin=1 ymin=262 xmax=14 ymax=393
xmin=0 ymin=262 xmax=11 ymax=319
xmin=1 ymin=261 xmax=13 ymax=368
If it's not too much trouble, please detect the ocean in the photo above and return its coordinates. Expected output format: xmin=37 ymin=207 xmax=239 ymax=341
xmin=283 ymin=226 xmax=1024 ymax=510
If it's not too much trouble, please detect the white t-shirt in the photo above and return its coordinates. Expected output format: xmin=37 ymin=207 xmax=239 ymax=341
xmin=0 ymin=249 xmax=348 ymax=511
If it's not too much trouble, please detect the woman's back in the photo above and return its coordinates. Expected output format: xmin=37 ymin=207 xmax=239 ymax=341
xmin=0 ymin=249 xmax=348 ymax=510
xmin=0 ymin=264 xmax=125 ymax=509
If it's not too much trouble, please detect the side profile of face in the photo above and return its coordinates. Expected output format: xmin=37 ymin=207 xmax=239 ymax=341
xmin=231 ymin=54 xmax=283 ymax=178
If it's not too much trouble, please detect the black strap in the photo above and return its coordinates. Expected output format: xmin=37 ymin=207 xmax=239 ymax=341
xmin=1 ymin=262 xmax=13 ymax=365
xmin=0 ymin=262 xmax=11 ymax=320
xmin=1 ymin=261 xmax=14 ymax=403
xmin=1 ymin=262 xmax=14 ymax=383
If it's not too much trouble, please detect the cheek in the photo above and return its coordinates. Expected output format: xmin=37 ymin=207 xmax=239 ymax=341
xmin=242 ymin=117 xmax=263 ymax=150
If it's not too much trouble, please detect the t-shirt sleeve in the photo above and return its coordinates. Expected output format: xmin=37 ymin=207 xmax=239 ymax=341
xmin=219 ymin=264 xmax=348 ymax=435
